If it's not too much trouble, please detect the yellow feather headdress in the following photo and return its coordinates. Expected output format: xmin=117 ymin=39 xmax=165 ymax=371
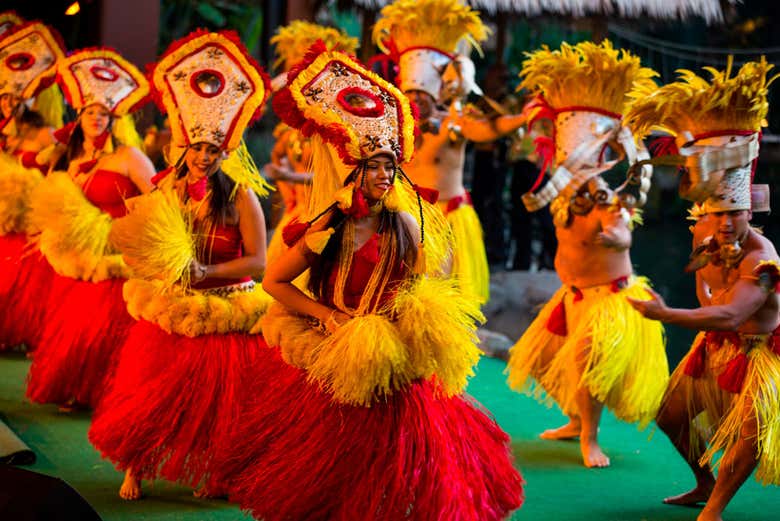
xmin=519 ymin=40 xmax=657 ymax=116
xmin=518 ymin=40 xmax=658 ymax=215
xmin=625 ymin=56 xmax=778 ymax=140
xmin=624 ymin=57 xmax=778 ymax=213
xmin=271 ymin=20 xmax=358 ymax=73
xmin=372 ymin=0 xmax=488 ymax=56
xmin=372 ymin=0 xmax=489 ymax=100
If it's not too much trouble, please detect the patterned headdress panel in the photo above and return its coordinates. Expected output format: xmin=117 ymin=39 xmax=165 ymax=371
xmin=273 ymin=43 xmax=415 ymax=170
xmin=58 ymin=48 xmax=149 ymax=116
xmin=151 ymin=30 xmax=270 ymax=151
xmin=0 ymin=21 xmax=65 ymax=99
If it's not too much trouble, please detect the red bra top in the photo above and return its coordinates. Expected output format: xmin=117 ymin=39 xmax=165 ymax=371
xmin=192 ymin=220 xmax=251 ymax=290
xmin=82 ymin=170 xmax=140 ymax=218
xmin=321 ymin=233 xmax=407 ymax=310
xmin=9 ymin=149 xmax=47 ymax=173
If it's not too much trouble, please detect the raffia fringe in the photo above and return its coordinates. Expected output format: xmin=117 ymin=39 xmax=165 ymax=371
xmin=259 ymin=276 xmax=484 ymax=407
xmin=29 ymin=171 xmax=130 ymax=281
xmin=124 ymin=278 xmax=272 ymax=337
xmin=0 ymin=152 xmax=42 ymax=234
xmin=507 ymin=277 xmax=668 ymax=428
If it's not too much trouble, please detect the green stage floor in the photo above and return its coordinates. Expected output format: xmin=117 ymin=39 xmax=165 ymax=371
xmin=1 ymin=352 xmax=776 ymax=520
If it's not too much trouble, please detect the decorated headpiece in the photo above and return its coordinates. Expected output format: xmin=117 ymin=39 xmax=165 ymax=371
xmin=0 ymin=12 xmax=23 ymax=37
xmin=57 ymin=48 xmax=149 ymax=116
xmin=372 ymin=0 xmax=488 ymax=101
xmin=0 ymin=21 xmax=64 ymax=99
xmin=518 ymin=40 xmax=658 ymax=220
xmin=151 ymin=30 xmax=271 ymax=196
xmin=152 ymin=30 xmax=269 ymax=152
xmin=272 ymin=20 xmax=358 ymax=73
xmin=625 ymin=57 xmax=777 ymax=214
xmin=274 ymin=43 xmax=448 ymax=277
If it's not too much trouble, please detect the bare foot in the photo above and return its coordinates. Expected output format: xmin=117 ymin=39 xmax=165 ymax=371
xmin=119 ymin=472 xmax=142 ymax=500
xmin=581 ymin=439 xmax=610 ymax=468
xmin=663 ymin=484 xmax=714 ymax=506
xmin=58 ymin=399 xmax=78 ymax=413
xmin=540 ymin=420 xmax=581 ymax=440
xmin=193 ymin=486 xmax=227 ymax=499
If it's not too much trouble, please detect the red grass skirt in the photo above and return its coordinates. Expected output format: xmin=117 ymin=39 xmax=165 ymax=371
xmin=224 ymin=345 xmax=524 ymax=521
xmin=0 ymin=238 xmax=56 ymax=350
xmin=26 ymin=274 xmax=132 ymax=407
xmin=88 ymin=320 xmax=266 ymax=490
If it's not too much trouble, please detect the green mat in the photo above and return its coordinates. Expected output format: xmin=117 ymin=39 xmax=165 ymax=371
xmin=0 ymin=352 xmax=775 ymax=520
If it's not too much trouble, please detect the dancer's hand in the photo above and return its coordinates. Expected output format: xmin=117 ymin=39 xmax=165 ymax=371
xmin=189 ymin=259 xmax=209 ymax=283
xmin=626 ymin=288 xmax=667 ymax=320
xmin=323 ymin=308 xmax=352 ymax=333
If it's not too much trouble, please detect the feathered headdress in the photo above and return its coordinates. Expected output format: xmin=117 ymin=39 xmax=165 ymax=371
xmin=272 ymin=21 xmax=358 ymax=73
xmin=518 ymin=40 xmax=658 ymax=218
xmin=372 ymin=0 xmax=489 ymax=100
xmin=274 ymin=43 xmax=449 ymax=279
xmin=0 ymin=21 xmax=65 ymax=99
xmin=57 ymin=48 xmax=149 ymax=117
xmin=0 ymin=11 xmax=23 ymax=37
xmin=151 ymin=30 xmax=271 ymax=196
xmin=625 ymin=57 xmax=777 ymax=212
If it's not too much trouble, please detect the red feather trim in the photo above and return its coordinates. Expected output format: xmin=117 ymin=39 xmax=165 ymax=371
xmin=413 ymin=184 xmax=439 ymax=204
xmin=649 ymin=136 xmax=679 ymax=157
xmin=53 ymin=121 xmax=76 ymax=144
xmin=683 ymin=335 xmax=707 ymax=378
xmin=151 ymin=167 xmax=174 ymax=186
xmin=717 ymin=352 xmax=749 ymax=393
xmin=282 ymin=219 xmax=311 ymax=247
xmin=344 ymin=187 xmax=370 ymax=218
xmin=545 ymin=299 xmax=567 ymax=336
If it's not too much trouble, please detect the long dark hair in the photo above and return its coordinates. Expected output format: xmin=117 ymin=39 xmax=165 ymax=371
xmin=18 ymin=105 xmax=45 ymax=129
xmin=307 ymin=164 xmax=418 ymax=300
xmin=175 ymin=159 xmax=238 ymax=225
xmin=52 ymin=117 xmax=117 ymax=172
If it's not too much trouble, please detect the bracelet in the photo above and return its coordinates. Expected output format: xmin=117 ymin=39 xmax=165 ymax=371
xmin=194 ymin=264 xmax=208 ymax=282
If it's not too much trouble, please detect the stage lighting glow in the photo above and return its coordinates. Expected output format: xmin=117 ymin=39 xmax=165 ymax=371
xmin=65 ymin=2 xmax=80 ymax=15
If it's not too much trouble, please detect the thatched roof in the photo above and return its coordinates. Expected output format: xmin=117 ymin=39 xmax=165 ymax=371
xmin=353 ymin=0 xmax=732 ymax=24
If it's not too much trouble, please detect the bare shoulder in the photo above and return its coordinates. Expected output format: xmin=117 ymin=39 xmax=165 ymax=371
xmin=742 ymin=231 xmax=780 ymax=273
xmin=117 ymin=144 xmax=147 ymax=162
xmin=398 ymin=210 xmax=420 ymax=231
xmin=398 ymin=210 xmax=421 ymax=242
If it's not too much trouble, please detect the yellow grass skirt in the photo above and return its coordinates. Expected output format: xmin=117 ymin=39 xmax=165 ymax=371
xmin=438 ymin=200 xmax=489 ymax=304
xmin=506 ymin=276 xmax=668 ymax=427
xmin=663 ymin=332 xmax=780 ymax=485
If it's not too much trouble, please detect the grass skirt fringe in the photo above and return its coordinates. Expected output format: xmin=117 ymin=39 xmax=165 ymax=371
xmin=507 ymin=276 xmax=668 ymax=427
xmin=665 ymin=333 xmax=780 ymax=485
xmin=0 ymin=250 xmax=56 ymax=350
xmin=88 ymin=320 xmax=267 ymax=490
xmin=223 ymin=345 xmax=523 ymax=521
xmin=438 ymin=200 xmax=489 ymax=304
xmin=26 ymin=274 xmax=132 ymax=407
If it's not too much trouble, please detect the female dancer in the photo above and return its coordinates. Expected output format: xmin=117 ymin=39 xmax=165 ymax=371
xmin=0 ymin=20 xmax=65 ymax=350
xmin=88 ymin=30 xmax=272 ymax=500
xmin=225 ymin=45 xmax=524 ymax=521
xmin=25 ymin=48 xmax=155 ymax=409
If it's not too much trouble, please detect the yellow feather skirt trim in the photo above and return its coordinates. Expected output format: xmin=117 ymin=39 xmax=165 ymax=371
xmin=0 ymin=152 xmax=42 ymax=234
xmin=124 ymin=278 xmax=272 ymax=337
xmin=259 ymin=276 xmax=484 ymax=407
xmin=437 ymin=200 xmax=489 ymax=304
xmin=28 ymin=171 xmax=129 ymax=281
xmin=507 ymin=276 xmax=669 ymax=428
xmin=664 ymin=333 xmax=780 ymax=485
